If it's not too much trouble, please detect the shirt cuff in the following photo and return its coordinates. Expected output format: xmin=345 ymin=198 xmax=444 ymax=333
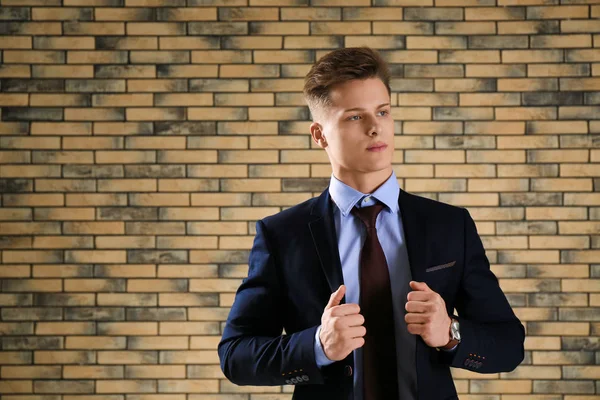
xmin=314 ymin=325 xmax=335 ymax=368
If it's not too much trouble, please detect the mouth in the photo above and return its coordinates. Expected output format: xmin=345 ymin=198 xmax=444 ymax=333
xmin=367 ymin=143 xmax=388 ymax=152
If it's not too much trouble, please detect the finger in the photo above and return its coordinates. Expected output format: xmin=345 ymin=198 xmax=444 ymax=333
xmin=330 ymin=303 xmax=360 ymax=317
xmin=407 ymin=323 xmax=424 ymax=335
xmin=325 ymin=285 xmax=346 ymax=310
xmin=347 ymin=325 xmax=367 ymax=339
xmin=405 ymin=301 xmax=429 ymax=313
xmin=405 ymin=313 xmax=429 ymax=324
xmin=409 ymin=281 xmax=432 ymax=292
xmin=407 ymin=291 xmax=434 ymax=302
xmin=340 ymin=313 xmax=365 ymax=327
xmin=350 ymin=337 xmax=365 ymax=350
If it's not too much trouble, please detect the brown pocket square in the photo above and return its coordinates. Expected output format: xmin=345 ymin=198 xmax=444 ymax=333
xmin=426 ymin=261 xmax=456 ymax=273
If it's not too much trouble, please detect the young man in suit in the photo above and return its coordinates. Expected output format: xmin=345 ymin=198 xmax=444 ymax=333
xmin=218 ymin=47 xmax=525 ymax=400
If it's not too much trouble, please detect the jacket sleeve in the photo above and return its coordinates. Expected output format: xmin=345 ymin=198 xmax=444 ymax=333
xmin=218 ymin=219 xmax=325 ymax=386
xmin=440 ymin=208 xmax=525 ymax=373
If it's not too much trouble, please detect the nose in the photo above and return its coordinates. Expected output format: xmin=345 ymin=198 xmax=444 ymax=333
xmin=366 ymin=115 xmax=379 ymax=137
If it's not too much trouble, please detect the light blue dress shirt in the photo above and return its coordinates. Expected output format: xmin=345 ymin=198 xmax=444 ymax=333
xmin=313 ymin=170 xmax=455 ymax=399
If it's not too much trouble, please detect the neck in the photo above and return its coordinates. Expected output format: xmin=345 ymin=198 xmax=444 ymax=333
xmin=333 ymin=166 xmax=393 ymax=194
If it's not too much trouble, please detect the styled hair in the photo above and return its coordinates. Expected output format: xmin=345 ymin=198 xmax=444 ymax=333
xmin=303 ymin=47 xmax=391 ymax=120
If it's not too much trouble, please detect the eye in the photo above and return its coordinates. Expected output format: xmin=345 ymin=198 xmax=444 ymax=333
xmin=378 ymin=110 xmax=389 ymax=116
xmin=347 ymin=115 xmax=361 ymax=121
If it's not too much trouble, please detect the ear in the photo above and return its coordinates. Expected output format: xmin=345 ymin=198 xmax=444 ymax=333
xmin=310 ymin=122 xmax=327 ymax=149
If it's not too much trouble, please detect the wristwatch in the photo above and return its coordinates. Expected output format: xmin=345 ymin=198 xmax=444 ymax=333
xmin=439 ymin=317 xmax=461 ymax=350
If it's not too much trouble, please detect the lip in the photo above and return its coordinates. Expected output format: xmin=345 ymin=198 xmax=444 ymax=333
xmin=367 ymin=143 xmax=388 ymax=152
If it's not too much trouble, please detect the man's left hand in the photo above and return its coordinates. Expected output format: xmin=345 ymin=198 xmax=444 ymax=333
xmin=405 ymin=281 xmax=451 ymax=348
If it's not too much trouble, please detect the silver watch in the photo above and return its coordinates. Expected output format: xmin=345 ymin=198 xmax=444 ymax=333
xmin=450 ymin=318 xmax=461 ymax=342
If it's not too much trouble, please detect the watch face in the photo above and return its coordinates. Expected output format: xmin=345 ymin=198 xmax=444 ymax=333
xmin=451 ymin=320 xmax=460 ymax=341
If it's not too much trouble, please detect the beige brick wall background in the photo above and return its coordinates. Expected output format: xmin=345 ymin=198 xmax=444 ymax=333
xmin=0 ymin=0 xmax=599 ymax=398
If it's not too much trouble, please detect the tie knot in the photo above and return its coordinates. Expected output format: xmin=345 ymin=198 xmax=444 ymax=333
xmin=351 ymin=202 xmax=384 ymax=230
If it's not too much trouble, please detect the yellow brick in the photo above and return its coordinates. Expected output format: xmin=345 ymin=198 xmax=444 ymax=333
xmin=500 ymin=366 xmax=561 ymax=380
xmin=559 ymin=221 xmax=600 ymax=235
xmin=523 ymin=336 xmax=561 ymax=351
xmin=219 ymin=150 xmax=278 ymax=164
xmin=532 ymin=178 xmax=593 ymax=192
xmin=438 ymin=193 xmax=498 ymax=206
xmin=189 ymin=279 xmax=242 ymax=292
xmin=529 ymin=323 xmax=590 ymax=337
xmin=0 ymin=64 xmax=30 ymax=77
xmin=250 ymin=136 xmax=309 ymax=149
xmin=0 ymin=35 xmax=32 ymax=49
xmin=63 ymin=366 xmax=124 ymax=379
xmin=436 ymin=21 xmax=495 ymax=35
xmin=95 ymin=236 xmax=156 ymax=249
xmin=214 ymin=93 xmax=273 ymax=106
xmin=4 ymin=50 xmax=64 ymax=64
xmin=92 ymin=94 xmax=153 ymax=107
xmin=220 ymin=179 xmax=281 ymax=192
xmin=526 ymin=207 xmax=587 ymax=220
xmin=503 ymin=49 xmax=562 ymax=63
xmin=310 ymin=22 xmax=371 ymax=35
xmin=96 ymin=151 xmax=156 ymax=164
xmin=36 ymin=322 xmax=95 ymax=335
xmin=188 ymin=107 xmax=247 ymax=121
xmin=528 ymin=5 xmax=588 ymax=19
xmin=250 ymin=22 xmax=308 ymax=35
xmin=496 ymin=107 xmax=556 ymax=120
xmin=64 ymin=250 xmax=126 ymax=264
xmin=63 ymin=108 xmax=123 ymax=122
xmin=528 ymin=63 xmax=589 ymax=77
xmin=562 ymin=279 xmax=600 ymax=292
xmin=94 ymin=7 xmax=164 ymax=21
xmin=527 ymin=120 xmax=588 ymax=134
xmin=468 ymin=178 xmax=528 ymax=192
xmin=156 ymin=7 xmax=217 ymax=21
xmin=224 ymin=36 xmax=282 ymax=49
xmin=405 ymin=150 xmax=464 ymax=163
xmin=465 ymin=64 xmax=526 ymax=77
xmin=459 ymin=93 xmax=519 ymax=106
xmin=560 ymin=164 xmax=600 ymax=177
xmin=125 ymin=365 xmax=185 ymax=379
xmin=407 ymin=35 xmax=466 ymax=49
xmin=469 ymin=379 xmax=532 ymax=394
xmin=498 ymin=78 xmax=558 ymax=92
xmin=532 ymin=34 xmax=592 ymax=48
xmin=251 ymin=78 xmax=304 ymax=92
xmin=373 ymin=21 xmax=433 ymax=35
xmin=157 ymin=65 xmax=218 ymax=78
xmin=499 ymin=278 xmax=560 ymax=293
xmin=527 ymin=149 xmax=588 ymax=163
xmin=440 ymin=50 xmax=500 ymax=63
xmin=127 ymin=22 xmax=185 ymax=36
xmin=1 ymin=366 xmax=62 ymax=379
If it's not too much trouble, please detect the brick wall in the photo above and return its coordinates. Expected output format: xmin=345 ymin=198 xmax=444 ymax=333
xmin=0 ymin=0 xmax=599 ymax=398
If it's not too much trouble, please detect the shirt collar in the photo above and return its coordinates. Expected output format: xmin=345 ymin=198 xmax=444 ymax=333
xmin=328 ymin=170 xmax=400 ymax=217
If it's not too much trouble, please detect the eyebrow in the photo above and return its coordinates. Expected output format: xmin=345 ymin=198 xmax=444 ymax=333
xmin=343 ymin=103 xmax=390 ymax=113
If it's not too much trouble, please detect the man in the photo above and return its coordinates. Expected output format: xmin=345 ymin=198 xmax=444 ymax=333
xmin=218 ymin=47 xmax=525 ymax=400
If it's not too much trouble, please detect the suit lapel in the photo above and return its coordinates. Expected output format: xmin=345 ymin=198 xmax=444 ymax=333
xmin=308 ymin=188 xmax=345 ymax=299
xmin=309 ymin=187 xmax=429 ymax=298
xmin=398 ymin=189 xmax=428 ymax=284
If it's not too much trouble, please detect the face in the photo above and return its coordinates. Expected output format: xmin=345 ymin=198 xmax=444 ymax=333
xmin=310 ymin=77 xmax=394 ymax=181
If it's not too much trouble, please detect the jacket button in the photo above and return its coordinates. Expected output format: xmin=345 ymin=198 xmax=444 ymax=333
xmin=344 ymin=365 xmax=353 ymax=376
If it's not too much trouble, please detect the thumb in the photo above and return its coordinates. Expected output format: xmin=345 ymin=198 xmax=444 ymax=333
xmin=325 ymin=284 xmax=345 ymax=310
xmin=409 ymin=281 xmax=432 ymax=292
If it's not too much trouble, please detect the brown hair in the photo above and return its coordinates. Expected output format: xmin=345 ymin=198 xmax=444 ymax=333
xmin=303 ymin=47 xmax=391 ymax=119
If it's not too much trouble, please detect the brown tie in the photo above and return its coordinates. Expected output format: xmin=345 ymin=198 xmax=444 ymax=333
xmin=352 ymin=203 xmax=399 ymax=400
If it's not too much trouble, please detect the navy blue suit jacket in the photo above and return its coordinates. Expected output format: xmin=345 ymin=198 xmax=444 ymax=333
xmin=218 ymin=187 xmax=525 ymax=400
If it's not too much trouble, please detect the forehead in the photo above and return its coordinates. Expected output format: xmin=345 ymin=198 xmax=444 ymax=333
xmin=328 ymin=77 xmax=390 ymax=109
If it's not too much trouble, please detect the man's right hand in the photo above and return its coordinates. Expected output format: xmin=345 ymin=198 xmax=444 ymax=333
xmin=319 ymin=284 xmax=366 ymax=361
